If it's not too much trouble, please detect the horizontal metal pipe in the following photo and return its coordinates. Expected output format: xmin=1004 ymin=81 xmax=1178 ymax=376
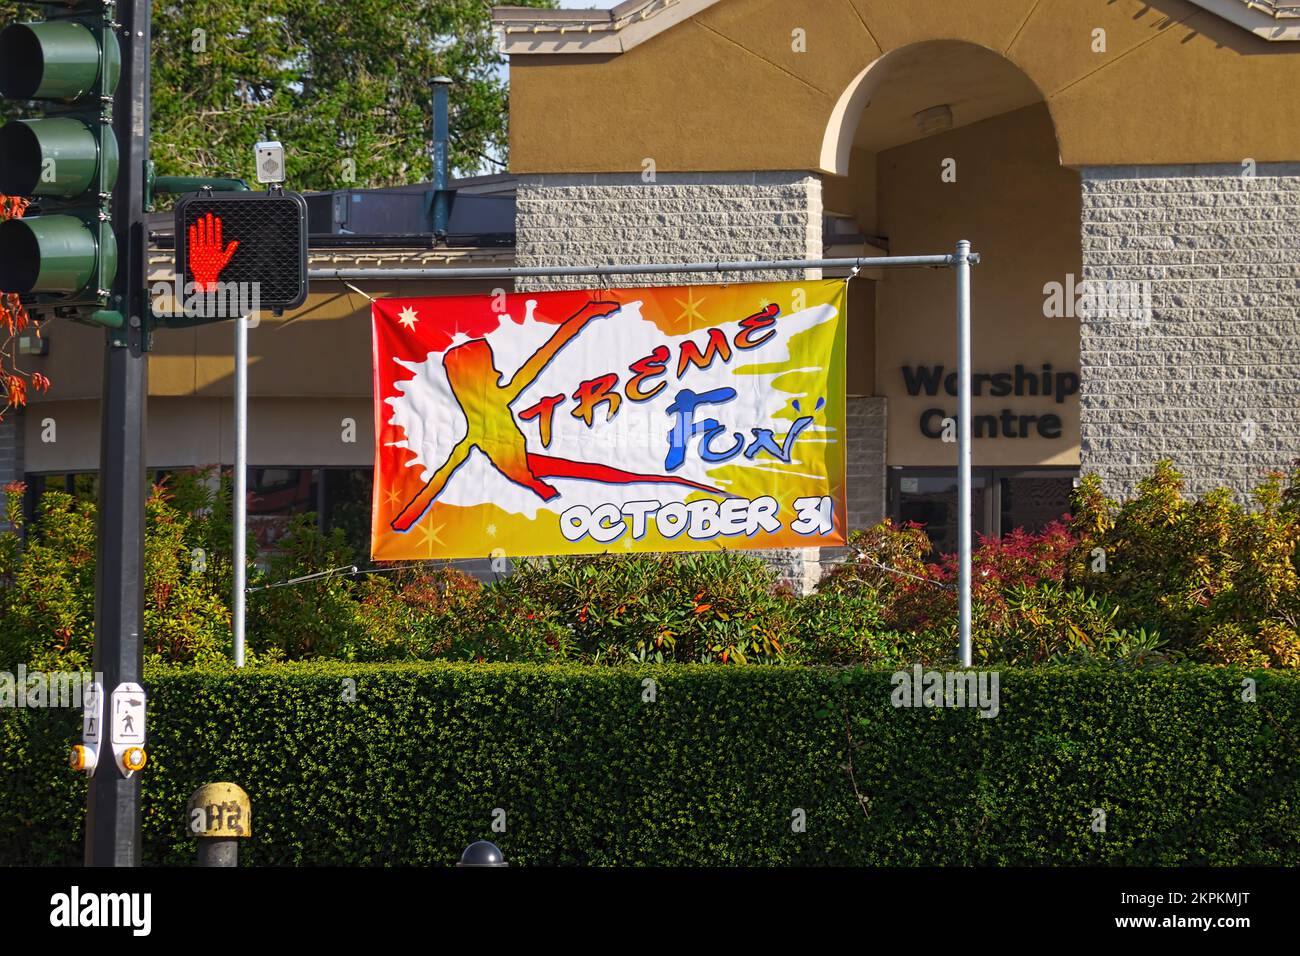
xmin=309 ymin=253 xmax=978 ymax=282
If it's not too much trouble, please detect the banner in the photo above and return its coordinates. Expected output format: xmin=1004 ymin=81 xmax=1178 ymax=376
xmin=371 ymin=279 xmax=846 ymax=561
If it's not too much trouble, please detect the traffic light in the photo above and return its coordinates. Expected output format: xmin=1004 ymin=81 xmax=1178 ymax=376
xmin=0 ymin=2 xmax=121 ymax=327
xmin=174 ymin=191 xmax=309 ymax=319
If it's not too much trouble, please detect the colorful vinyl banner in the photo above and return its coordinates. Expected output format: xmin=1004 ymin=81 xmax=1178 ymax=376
xmin=370 ymin=279 xmax=846 ymax=561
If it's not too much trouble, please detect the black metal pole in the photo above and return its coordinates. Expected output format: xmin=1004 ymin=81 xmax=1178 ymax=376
xmin=85 ymin=0 xmax=150 ymax=868
xmin=196 ymin=840 xmax=239 ymax=867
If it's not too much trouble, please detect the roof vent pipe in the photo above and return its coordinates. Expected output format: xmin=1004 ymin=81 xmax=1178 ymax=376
xmin=430 ymin=76 xmax=453 ymax=238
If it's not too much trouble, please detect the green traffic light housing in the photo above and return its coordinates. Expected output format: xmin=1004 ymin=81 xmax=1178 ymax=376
xmin=0 ymin=117 xmax=119 ymax=197
xmin=0 ymin=20 xmax=119 ymax=102
xmin=0 ymin=214 xmax=115 ymax=295
xmin=0 ymin=11 xmax=122 ymax=316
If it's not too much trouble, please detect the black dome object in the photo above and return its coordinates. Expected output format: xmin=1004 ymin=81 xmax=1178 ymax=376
xmin=457 ymin=840 xmax=507 ymax=867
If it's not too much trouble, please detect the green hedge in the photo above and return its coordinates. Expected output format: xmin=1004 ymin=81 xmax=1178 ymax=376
xmin=2 ymin=663 xmax=1298 ymax=865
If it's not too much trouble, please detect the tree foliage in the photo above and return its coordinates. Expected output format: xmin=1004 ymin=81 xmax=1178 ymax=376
xmin=151 ymin=0 xmax=554 ymax=188
xmin=0 ymin=0 xmax=555 ymax=189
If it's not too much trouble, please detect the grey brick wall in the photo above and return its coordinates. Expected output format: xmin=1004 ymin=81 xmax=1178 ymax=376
xmin=513 ymin=170 xmax=836 ymax=591
xmin=0 ymin=409 xmax=23 ymax=530
xmin=515 ymin=171 xmax=823 ymax=289
xmin=1080 ymin=164 xmax=1300 ymax=500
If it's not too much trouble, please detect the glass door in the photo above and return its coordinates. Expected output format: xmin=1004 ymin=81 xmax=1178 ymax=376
xmin=888 ymin=466 xmax=1077 ymax=556
xmin=890 ymin=470 xmax=993 ymax=557
xmin=996 ymin=469 xmax=1075 ymax=536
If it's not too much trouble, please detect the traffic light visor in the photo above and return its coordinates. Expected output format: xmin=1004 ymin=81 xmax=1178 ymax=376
xmin=0 ymin=215 xmax=114 ymax=296
xmin=0 ymin=117 xmax=116 ymax=197
xmin=0 ymin=21 xmax=119 ymax=102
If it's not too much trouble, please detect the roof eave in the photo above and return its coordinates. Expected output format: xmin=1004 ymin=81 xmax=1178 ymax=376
xmin=493 ymin=0 xmax=724 ymax=56
xmin=1187 ymin=0 xmax=1300 ymax=39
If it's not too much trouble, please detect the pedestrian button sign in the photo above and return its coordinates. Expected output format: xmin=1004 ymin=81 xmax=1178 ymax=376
xmin=82 ymin=681 xmax=103 ymax=748
xmin=111 ymin=683 xmax=146 ymax=746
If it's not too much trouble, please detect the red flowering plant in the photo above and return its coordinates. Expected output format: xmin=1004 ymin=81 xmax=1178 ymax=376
xmin=1 ymin=196 xmax=51 ymax=421
xmin=496 ymin=551 xmax=800 ymax=665
xmin=819 ymin=519 xmax=945 ymax=629
xmin=821 ymin=516 xmax=1133 ymax=664
xmin=420 ymin=567 xmax=574 ymax=664
xmin=935 ymin=519 xmax=1076 ymax=639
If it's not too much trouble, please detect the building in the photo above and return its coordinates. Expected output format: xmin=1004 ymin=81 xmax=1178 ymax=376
xmin=4 ymin=0 xmax=1299 ymax=575
xmin=496 ymin=0 xmax=1300 ymax=560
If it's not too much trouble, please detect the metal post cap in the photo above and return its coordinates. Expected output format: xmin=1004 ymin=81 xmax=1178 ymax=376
xmin=187 ymin=782 xmax=252 ymax=839
xmin=457 ymin=840 xmax=507 ymax=867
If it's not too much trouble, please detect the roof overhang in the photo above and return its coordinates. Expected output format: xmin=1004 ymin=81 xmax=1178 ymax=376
xmin=494 ymin=1 xmax=1300 ymax=57
xmin=1187 ymin=0 xmax=1300 ymax=39
xmin=493 ymin=0 xmax=724 ymax=55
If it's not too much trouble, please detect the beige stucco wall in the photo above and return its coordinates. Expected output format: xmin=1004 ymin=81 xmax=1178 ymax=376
xmin=508 ymin=0 xmax=1300 ymax=174
xmin=21 ymin=278 xmax=503 ymax=471
xmin=823 ymin=148 xmax=877 ymax=226
xmin=873 ymin=105 xmax=1081 ymax=467
xmin=22 ymin=397 xmax=375 ymax=473
xmin=29 ymin=279 xmax=501 ymax=402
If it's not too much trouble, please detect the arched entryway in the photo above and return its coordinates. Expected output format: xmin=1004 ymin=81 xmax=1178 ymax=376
xmin=820 ymin=40 xmax=1081 ymax=552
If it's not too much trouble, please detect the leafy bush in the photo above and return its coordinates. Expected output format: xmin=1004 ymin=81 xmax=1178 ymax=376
xmin=2 ymin=461 xmax=1297 ymax=671
xmin=144 ymin=487 xmax=240 ymax=667
xmin=2 ymin=662 xmax=1296 ymax=866
xmin=822 ymin=518 xmax=1093 ymax=665
xmin=997 ymin=582 xmax=1166 ymax=667
xmin=0 ymin=479 xmax=239 ymax=671
xmin=0 ymin=485 xmax=97 ymax=671
xmin=247 ymin=514 xmax=365 ymax=660
xmin=822 ymin=461 xmax=1300 ymax=668
xmin=1067 ymin=461 xmax=1300 ymax=667
xmin=790 ymin=589 xmax=886 ymax=664
xmin=349 ymin=565 xmax=477 ymax=661
xmin=495 ymin=552 xmax=800 ymax=665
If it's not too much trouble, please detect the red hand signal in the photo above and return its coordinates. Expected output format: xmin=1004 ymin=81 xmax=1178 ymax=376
xmin=187 ymin=212 xmax=240 ymax=291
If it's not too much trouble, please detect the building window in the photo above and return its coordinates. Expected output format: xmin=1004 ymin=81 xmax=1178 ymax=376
xmin=237 ymin=466 xmax=373 ymax=561
xmin=888 ymin=466 xmax=1077 ymax=556
xmin=21 ymin=467 xmax=374 ymax=563
xmin=244 ymin=467 xmax=319 ymax=553
xmin=320 ymin=467 xmax=373 ymax=561
xmin=21 ymin=472 xmax=98 ymax=527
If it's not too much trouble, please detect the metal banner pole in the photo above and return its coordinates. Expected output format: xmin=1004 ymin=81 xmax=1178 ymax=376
xmin=955 ymin=239 xmax=973 ymax=668
xmin=316 ymin=247 xmax=982 ymax=663
xmin=313 ymin=253 xmax=964 ymax=282
xmin=233 ymin=313 xmax=247 ymax=667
